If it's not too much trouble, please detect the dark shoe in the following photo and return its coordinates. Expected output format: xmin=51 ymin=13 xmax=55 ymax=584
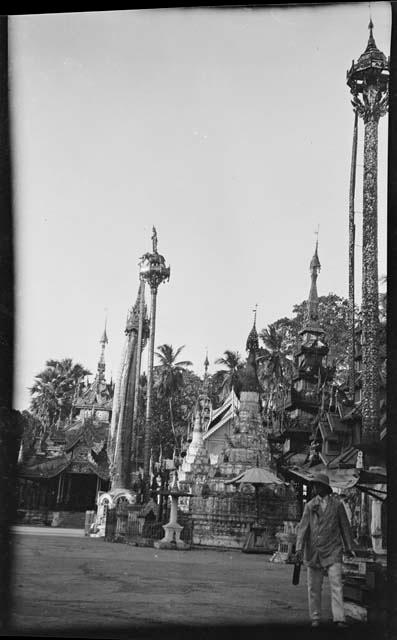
xmin=335 ymin=621 xmax=349 ymax=628
xmin=311 ymin=621 xmax=320 ymax=628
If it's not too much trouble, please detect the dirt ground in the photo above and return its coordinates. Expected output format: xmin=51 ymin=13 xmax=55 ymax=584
xmin=8 ymin=529 xmax=367 ymax=639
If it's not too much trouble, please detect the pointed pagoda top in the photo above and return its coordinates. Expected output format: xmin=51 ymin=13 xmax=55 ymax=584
xmin=97 ymin=322 xmax=108 ymax=379
xmin=204 ymin=350 xmax=209 ymax=374
xmin=246 ymin=305 xmax=259 ymax=353
xmin=310 ymin=237 xmax=321 ymax=272
xmin=125 ymin=279 xmax=146 ymax=334
xmin=241 ymin=311 xmax=261 ymax=393
xmin=358 ymin=18 xmax=386 ymax=64
xmin=367 ymin=18 xmax=375 ymax=48
xmin=300 ymin=239 xmax=324 ymax=336
xmin=347 ymin=18 xmax=388 ymax=86
xmin=100 ymin=319 xmax=108 ymax=345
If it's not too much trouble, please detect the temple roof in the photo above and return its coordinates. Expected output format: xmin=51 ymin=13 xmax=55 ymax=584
xmin=204 ymin=388 xmax=240 ymax=439
xmin=18 ymin=453 xmax=72 ymax=479
xmin=18 ymin=419 xmax=110 ymax=480
xmin=74 ymin=379 xmax=113 ymax=410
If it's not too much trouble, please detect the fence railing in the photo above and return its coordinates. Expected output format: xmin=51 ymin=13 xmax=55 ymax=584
xmin=105 ymin=503 xmax=193 ymax=548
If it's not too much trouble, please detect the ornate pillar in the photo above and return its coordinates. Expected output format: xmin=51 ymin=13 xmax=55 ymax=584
xmin=347 ymin=21 xmax=388 ymax=448
xmin=140 ymin=227 xmax=170 ymax=492
xmin=144 ymin=285 xmax=157 ymax=479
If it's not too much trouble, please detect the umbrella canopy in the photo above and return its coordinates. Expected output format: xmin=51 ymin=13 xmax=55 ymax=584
xmin=225 ymin=467 xmax=284 ymax=487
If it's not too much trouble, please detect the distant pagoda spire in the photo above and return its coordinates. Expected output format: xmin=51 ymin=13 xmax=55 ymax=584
xmin=301 ymin=238 xmax=323 ymax=335
xmin=246 ymin=304 xmax=259 ymax=352
xmin=241 ymin=307 xmax=261 ymax=393
xmin=97 ymin=319 xmax=108 ymax=380
xmin=202 ymin=349 xmax=210 ymax=395
xmin=204 ymin=350 xmax=209 ymax=375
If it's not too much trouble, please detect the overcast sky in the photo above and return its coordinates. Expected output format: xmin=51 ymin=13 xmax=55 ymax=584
xmin=9 ymin=3 xmax=390 ymax=411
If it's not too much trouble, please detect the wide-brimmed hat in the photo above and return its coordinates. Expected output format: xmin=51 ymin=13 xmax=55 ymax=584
xmin=311 ymin=473 xmax=330 ymax=487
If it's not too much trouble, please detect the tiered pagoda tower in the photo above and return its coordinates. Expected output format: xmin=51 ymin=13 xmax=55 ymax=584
xmin=187 ymin=318 xmax=297 ymax=549
xmin=211 ymin=315 xmax=271 ymax=482
xmin=347 ymin=20 xmax=389 ymax=449
xmin=73 ymin=325 xmax=113 ymax=424
xmin=282 ymin=242 xmax=331 ymax=456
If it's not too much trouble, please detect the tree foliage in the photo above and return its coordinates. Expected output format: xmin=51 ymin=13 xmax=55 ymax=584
xmin=29 ymin=358 xmax=91 ymax=430
xmin=213 ymin=350 xmax=245 ymax=401
xmin=258 ymin=294 xmax=352 ymax=390
xmin=133 ymin=345 xmax=199 ymax=460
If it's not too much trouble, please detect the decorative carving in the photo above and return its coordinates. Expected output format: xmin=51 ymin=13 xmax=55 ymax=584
xmin=351 ymin=89 xmax=388 ymax=124
xmin=69 ymin=461 xmax=92 ymax=474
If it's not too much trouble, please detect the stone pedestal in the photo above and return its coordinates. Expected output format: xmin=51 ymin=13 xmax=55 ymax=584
xmin=154 ymin=493 xmax=189 ymax=550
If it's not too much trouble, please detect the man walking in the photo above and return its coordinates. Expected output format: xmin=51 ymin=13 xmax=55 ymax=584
xmin=295 ymin=473 xmax=355 ymax=628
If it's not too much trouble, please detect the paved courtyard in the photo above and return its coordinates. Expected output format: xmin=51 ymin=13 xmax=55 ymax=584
xmin=8 ymin=528 xmax=364 ymax=638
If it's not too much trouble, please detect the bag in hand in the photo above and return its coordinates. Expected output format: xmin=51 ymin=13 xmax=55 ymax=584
xmin=292 ymin=561 xmax=301 ymax=585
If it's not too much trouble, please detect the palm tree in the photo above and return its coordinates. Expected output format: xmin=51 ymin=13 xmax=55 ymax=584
xmin=154 ymin=344 xmax=192 ymax=449
xmin=214 ymin=350 xmax=244 ymax=400
xmin=258 ymin=325 xmax=293 ymax=386
xmin=30 ymin=358 xmax=91 ymax=430
xmin=257 ymin=325 xmax=294 ymax=419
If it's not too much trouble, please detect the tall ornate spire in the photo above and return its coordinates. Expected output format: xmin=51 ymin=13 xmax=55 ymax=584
xmin=302 ymin=239 xmax=323 ymax=335
xmin=140 ymin=228 xmax=170 ymax=486
xmin=347 ymin=20 xmax=388 ymax=448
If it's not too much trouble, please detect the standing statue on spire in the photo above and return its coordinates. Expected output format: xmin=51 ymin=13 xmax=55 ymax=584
xmin=152 ymin=226 xmax=158 ymax=253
